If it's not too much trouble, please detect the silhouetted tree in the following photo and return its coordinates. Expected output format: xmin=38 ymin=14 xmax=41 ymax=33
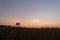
xmin=8 ymin=25 xmax=11 ymax=27
xmin=16 ymin=23 xmax=20 ymax=27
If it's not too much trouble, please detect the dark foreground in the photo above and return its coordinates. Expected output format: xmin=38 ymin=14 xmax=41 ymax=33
xmin=0 ymin=25 xmax=60 ymax=40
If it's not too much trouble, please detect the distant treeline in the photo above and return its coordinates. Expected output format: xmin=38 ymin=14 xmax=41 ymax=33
xmin=0 ymin=25 xmax=11 ymax=27
xmin=0 ymin=25 xmax=60 ymax=28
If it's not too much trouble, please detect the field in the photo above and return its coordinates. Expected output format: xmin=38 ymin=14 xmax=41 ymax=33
xmin=0 ymin=25 xmax=60 ymax=40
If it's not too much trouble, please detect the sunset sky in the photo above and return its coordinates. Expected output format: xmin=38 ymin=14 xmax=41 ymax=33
xmin=0 ymin=0 xmax=60 ymax=28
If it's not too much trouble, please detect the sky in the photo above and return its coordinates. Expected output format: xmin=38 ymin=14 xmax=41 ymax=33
xmin=0 ymin=0 xmax=60 ymax=28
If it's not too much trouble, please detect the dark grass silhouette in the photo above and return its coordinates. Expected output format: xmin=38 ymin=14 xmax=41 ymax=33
xmin=0 ymin=25 xmax=60 ymax=40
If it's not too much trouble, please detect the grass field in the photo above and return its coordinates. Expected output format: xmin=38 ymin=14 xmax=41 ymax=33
xmin=0 ymin=25 xmax=60 ymax=40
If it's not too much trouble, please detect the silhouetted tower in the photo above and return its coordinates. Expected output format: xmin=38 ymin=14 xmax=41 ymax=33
xmin=16 ymin=22 xmax=20 ymax=27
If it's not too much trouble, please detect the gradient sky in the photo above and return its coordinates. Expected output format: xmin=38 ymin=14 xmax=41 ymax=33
xmin=0 ymin=0 xmax=60 ymax=27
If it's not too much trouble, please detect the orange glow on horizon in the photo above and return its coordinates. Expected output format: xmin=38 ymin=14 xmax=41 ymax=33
xmin=0 ymin=19 xmax=60 ymax=28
